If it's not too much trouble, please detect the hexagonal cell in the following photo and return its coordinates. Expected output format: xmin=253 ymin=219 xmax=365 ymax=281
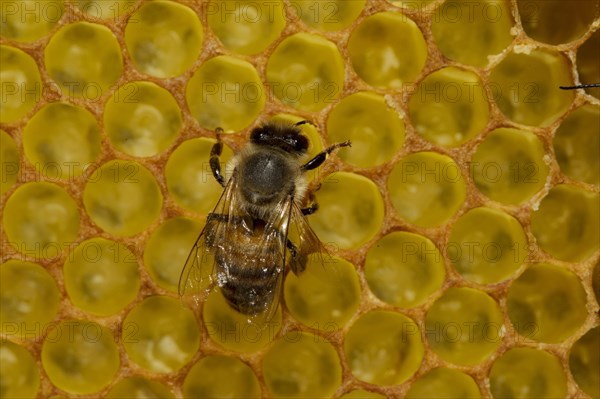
xmin=569 ymin=327 xmax=600 ymax=399
xmin=517 ymin=0 xmax=598 ymax=45
xmin=183 ymin=355 xmax=261 ymax=398
xmin=406 ymin=368 xmax=481 ymax=399
xmin=266 ymin=33 xmax=344 ymax=112
xmin=0 ymin=130 xmax=19 ymax=196
xmin=44 ymin=22 xmax=123 ymax=98
xmin=284 ymin=255 xmax=361 ymax=328
xmin=124 ymin=0 xmax=203 ymax=78
xmin=3 ymin=182 xmax=80 ymax=260
xmin=425 ymin=287 xmax=504 ymax=366
xmin=489 ymin=49 xmax=574 ymax=127
xmin=290 ymin=0 xmax=365 ymax=31
xmin=0 ymin=45 xmax=42 ymax=123
xmin=309 ymin=172 xmax=384 ymax=249
xmin=187 ymin=55 xmax=265 ymax=131
xmin=326 ymin=91 xmax=405 ymax=168
xmin=208 ymin=0 xmax=286 ymax=55
xmin=144 ymin=217 xmax=202 ymax=293
xmin=122 ymin=296 xmax=200 ymax=373
xmin=1 ymin=260 xmax=60 ymax=341
xmin=83 ymin=160 xmax=162 ymax=237
xmin=165 ymin=138 xmax=233 ymax=214
xmin=448 ymin=207 xmax=528 ymax=284
xmin=23 ymin=102 xmax=102 ymax=178
xmin=63 ymin=238 xmax=140 ymax=316
xmin=576 ymin=29 xmax=600 ymax=99
xmin=471 ymin=128 xmax=549 ymax=204
xmin=0 ymin=0 xmax=63 ymax=42
xmin=104 ymin=81 xmax=183 ymax=157
xmin=489 ymin=347 xmax=567 ymax=399
xmin=0 ymin=340 xmax=40 ymax=398
xmin=431 ymin=0 xmax=513 ymax=67
xmin=41 ymin=320 xmax=120 ymax=395
xmin=409 ymin=67 xmax=489 ymax=147
xmin=344 ymin=310 xmax=424 ymax=385
xmin=388 ymin=152 xmax=466 ymax=228
xmin=74 ymin=0 xmax=136 ymax=20
xmin=106 ymin=376 xmax=174 ymax=399
xmin=348 ymin=11 xmax=427 ymax=88
xmin=263 ymin=332 xmax=341 ymax=397
xmin=507 ymin=263 xmax=587 ymax=343
xmin=531 ymin=184 xmax=599 ymax=262
xmin=553 ymin=104 xmax=599 ymax=186
xmin=365 ymin=232 xmax=445 ymax=308
xmin=202 ymin=288 xmax=282 ymax=353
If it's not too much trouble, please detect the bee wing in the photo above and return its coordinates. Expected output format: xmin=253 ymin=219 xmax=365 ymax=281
xmin=287 ymin=201 xmax=330 ymax=276
xmin=178 ymin=175 xmax=240 ymax=309
xmin=238 ymin=197 xmax=293 ymax=324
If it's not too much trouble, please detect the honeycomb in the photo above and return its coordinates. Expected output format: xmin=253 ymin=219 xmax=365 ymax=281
xmin=1 ymin=0 xmax=599 ymax=398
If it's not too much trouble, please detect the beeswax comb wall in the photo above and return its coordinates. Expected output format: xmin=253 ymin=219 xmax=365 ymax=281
xmin=1 ymin=0 xmax=599 ymax=398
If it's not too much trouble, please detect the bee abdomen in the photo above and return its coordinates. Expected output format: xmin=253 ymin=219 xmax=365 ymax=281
xmin=220 ymin=261 xmax=280 ymax=315
xmin=216 ymin=238 xmax=282 ymax=315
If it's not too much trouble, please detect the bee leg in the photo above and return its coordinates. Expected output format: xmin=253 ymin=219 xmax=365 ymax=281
xmin=210 ymin=127 xmax=226 ymax=187
xmin=301 ymin=141 xmax=352 ymax=171
xmin=301 ymin=190 xmax=319 ymax=215
xmin=301 ymin=203 xmax=319 ymax=215
xmin=286 ymin=239 xmax=306 ymax=274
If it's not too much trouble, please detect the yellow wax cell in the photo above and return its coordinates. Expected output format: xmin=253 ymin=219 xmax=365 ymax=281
xmin=187 ymin=56 xmax=265 ymax=132
xmin=207 ymin=0 xmax=286 ymax=55
xmin=41 ymin=320 xmax=120 ymax=394
xmin=309 ymin=172 xmax=384 ymax=249
xmin=104 ymin=81 xmax=183 ymax=158
xmin=1 ymin=260 xmax=60 ymax=341
xmin=183 ymin=355 xmax=261 ymax=398
xmin=327 ymin=91 xmax=405 ymax=168
xmin=83 ymin=160 xmax=162 ymax=237
xmin=531 ymin=184 xmax=599 ymax=262
xmin=267 ymin=33 xmax=344 ymax=112
xmin=489 ymin=347 xmax=567 ymax=398
xmin=0 ymin=45 xmax=42 ymax=123
xmin=425 ymin=287 xmax=503 ymax=366
xmin=44 ymin=22 xmax=123 ymax=98
xmin=507 ymin=263 xmax=587 ymax=343
xmin=489 ymin=49 xmax=574 ymax=127
xmin=348 ymin=12 xmax=427 ymax=88
xmin=263 ymin=332 xmax=342 ymax=397
xmin=124 ymin=0 xmax=203 ymax=78
xmin=388 ymin=152 xmax=466 ymax=227
xmin=23 ymin=102 xmax=102 ymax=179
xmin=344 ymin=310 xmax=424 ymax=385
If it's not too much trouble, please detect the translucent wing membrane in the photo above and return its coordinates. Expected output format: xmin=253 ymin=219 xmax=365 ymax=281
xmin=287 ymin=201 xmax=330 ymax=276
xmin=178 ymin=177 xmax=237 ymax=309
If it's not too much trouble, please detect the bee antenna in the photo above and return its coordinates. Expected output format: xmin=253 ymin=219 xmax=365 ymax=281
xmin=215 ymin=127 xmax=224 ymax=140
xmin=294 ymin=120 xmax=316 ymax=127
xmin=559 ymin=83 xmax=600 ymax=90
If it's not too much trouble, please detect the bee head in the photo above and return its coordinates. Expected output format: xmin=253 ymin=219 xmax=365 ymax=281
xmin=250 ymin=122 xmax=309 ymax=155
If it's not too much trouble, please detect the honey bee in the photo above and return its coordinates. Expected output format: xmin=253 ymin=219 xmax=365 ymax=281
xmin=178 ymin=120 xmax=351 ymax=322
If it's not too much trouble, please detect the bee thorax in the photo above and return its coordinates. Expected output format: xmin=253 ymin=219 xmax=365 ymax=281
xmin=239 ymin=150 xmax=296 ymax=206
